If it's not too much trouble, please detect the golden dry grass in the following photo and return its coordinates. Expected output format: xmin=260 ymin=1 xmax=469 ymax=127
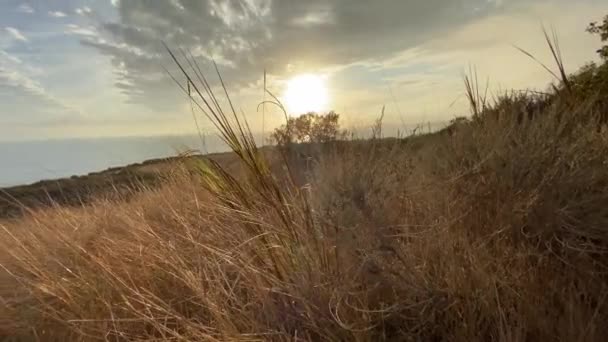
xmin=1 ymin=49 xmax=608 ymax=341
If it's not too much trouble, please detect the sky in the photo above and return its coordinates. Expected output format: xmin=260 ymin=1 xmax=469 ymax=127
xmin=1 ymin=0 xmax=607 ymax=141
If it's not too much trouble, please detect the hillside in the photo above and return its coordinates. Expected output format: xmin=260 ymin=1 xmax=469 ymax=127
xmin=0 ymin=150 xmax=253 ymax=219
xmin=1 ymin=93 xmax=606 ymax=341
xmin=2 ymin=23 xmax=608 ymax=341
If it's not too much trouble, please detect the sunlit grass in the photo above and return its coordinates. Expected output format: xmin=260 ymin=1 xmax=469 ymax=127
xmin=1 ymin=38 xmax=608 ymax=341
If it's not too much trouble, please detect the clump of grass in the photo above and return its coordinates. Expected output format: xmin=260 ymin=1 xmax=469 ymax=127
xmin=1 ymin=39 xmax=608 ymax=341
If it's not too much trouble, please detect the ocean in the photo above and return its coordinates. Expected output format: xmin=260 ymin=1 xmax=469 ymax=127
xmin=0 ymin=122 xmax=447 ymax=187
xmin=0 ymin=134 xmax=230 ymax=187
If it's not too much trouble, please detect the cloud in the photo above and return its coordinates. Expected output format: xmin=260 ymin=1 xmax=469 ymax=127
xmin=0 ymin=50 xmax=22 ymax=65
xmin=5 ymin=27 xmax=28 ymax=42
xmin=0 ymin=50 xmax=78 ymax=122
xmin=0 ymin=0 xmax=602 ymax=141
xmin=331 ymin=0 xmax=607 ymax=124
xmin=79 ymin=0 xmax=516 ymax=111
xmin=75 ymin=6 xmax=92 ymax=16
xmin=16 ymin=3 xmax=34 ymax=14
xmin=64 ymin=24 xmax=98 ymax=37
xmin=48 ymin=11 xmax=67 ymax=18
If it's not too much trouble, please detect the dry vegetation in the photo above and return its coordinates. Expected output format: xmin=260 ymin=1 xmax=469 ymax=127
xmin=2 ymin=28 xmax=608 ymax=341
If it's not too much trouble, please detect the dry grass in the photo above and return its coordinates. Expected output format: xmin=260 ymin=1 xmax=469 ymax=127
xmin=2 ymin=49 xmax=608 ymax=341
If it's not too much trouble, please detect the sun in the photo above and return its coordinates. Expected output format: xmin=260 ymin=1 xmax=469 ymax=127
xmin=283 ymin=74 xmax=329 ymax=115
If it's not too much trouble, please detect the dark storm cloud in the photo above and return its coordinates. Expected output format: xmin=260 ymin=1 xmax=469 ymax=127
xmin=81 ymin=0 xmax=513 ymax=110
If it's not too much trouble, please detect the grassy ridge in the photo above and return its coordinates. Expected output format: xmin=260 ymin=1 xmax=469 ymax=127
xmin=1 ymin=48 xmax=608 ymax=341
xmin=0 ymin=151 xmax=256 ymax=219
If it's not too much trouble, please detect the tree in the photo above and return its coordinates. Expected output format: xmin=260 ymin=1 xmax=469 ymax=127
xmin=568 ymin=14 xmax=608 ymax=99
xmin=587 ymin=14 xmax=608 ymax=60
xmin=270 ymin=111 xmax=345 ymax=145
xmin=564 ymin=14 xmax=608 ymax=99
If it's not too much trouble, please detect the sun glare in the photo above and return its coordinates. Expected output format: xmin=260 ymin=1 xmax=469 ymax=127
xmin=283 ymin=74 xmax=329 ymax=115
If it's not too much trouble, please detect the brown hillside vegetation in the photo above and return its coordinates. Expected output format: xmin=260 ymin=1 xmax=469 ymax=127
xmin=2 ymin=32 xmax=608 ymax=340
xmin=0 ymin=150 xmax=257 ymax=219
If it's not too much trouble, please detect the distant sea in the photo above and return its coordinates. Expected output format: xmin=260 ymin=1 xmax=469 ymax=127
xmin=0 ymin=122 xmax=448 ymax=187
xmin=0 ymin=135 xmax=230 ymax=187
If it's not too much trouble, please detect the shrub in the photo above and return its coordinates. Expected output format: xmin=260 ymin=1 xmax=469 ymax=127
xmin=270 ymin=111 xmax=346 ymax=145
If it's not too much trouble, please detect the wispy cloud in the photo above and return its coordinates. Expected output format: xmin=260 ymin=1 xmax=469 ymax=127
xmin=64 ymin=24 xmax=98 ymax=37
xmin=0 ymin=50 xmax=75 ymax=113
xmin=0 ymin=49 xmax=42 ymax=75
xmin=48 ymin=11 xmax=67 ymax=18
xmin=5 ymin=27 xmax=28 ymax=42
xmin=16 ymin=3 xmax=34 ymax=14
xmin=111 ymin=0 xmax=120 ymax=7
xmin=75 ymin=7 xmax=92 ymax=16
xmin=0 ymin=50 xmax=23 ymax=65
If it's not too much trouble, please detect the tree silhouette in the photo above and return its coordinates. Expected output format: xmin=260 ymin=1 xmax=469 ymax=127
xmin=270 ymin=111 xmax=345 ymax=145
xmin=587 ymin=14 xmax=608 ymax=60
